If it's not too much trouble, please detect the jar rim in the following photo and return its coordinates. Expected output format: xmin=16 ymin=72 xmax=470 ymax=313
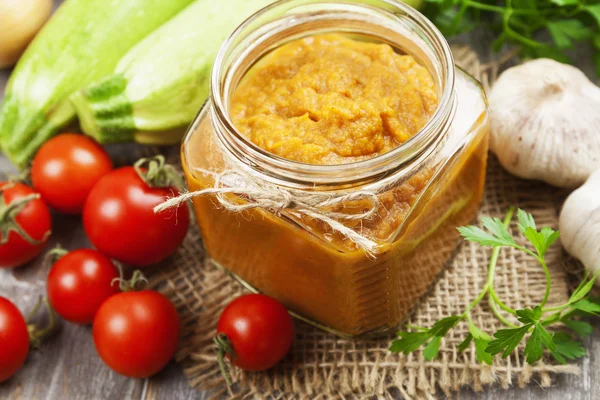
xmin=208 ymin=0 xmax=456 ymax=187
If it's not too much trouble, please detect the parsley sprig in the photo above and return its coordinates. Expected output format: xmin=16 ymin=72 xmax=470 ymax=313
xmin=390 ymin=207 xmax=599 ymax=365
xmin=421 ymin=0 xmax=600 ymax=75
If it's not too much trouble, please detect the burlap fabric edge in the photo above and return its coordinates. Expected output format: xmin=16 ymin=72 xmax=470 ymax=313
xmin=148 ymin=47 xmax=581 ymax=399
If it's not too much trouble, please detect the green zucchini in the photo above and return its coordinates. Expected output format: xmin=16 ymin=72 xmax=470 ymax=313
xmin=70 ymin=0 xmax=274 ymax=145
xmin=0 ymin=0 xmax=196 ymax=168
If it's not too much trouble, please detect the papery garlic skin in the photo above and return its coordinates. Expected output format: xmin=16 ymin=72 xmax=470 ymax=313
xmin=490 ymin=59 xmax=600 ymax=188
xmin=559 ymin=170 xmax=600 ymax=279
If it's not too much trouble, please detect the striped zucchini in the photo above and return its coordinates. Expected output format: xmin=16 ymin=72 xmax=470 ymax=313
xmin=70 ymin=0 xmax=274 ymax=145
xmin=0 ymin=0 xmax=195 ymax=168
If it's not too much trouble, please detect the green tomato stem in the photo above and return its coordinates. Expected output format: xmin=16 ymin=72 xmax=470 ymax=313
xmin=214 ymin=333 xmax=235 ymax=387
xmin=27 ymin=297 xmax=56 ymax=349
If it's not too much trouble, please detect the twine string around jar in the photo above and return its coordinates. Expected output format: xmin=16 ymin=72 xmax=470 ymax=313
xmin=154 ymin=168 xmax=381 ymax=255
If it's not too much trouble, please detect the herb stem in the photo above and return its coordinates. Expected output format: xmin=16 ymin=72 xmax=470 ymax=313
xmin=489 ymin=296 xmax=518 ymax=328
xmin=464 ymin=1 xmax=543 ymax=16
xmin=539 ymin=257 xmax=552 ymax=308
xmin=484 ymin=207 xmax=518 ymax=318
xmin=542 ymin=304 xmax=569 ymax=313
xmin=464 ymin=283 xmax=489 ymax=315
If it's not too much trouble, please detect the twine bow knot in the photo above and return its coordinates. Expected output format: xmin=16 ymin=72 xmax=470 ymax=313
xmin=155 ymin=168 xmax=382 ymax=255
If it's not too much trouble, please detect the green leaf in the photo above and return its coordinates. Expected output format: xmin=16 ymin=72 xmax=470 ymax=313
xmin=516 ymin=306 xmax=542 ymax=324
xmin=536 ymin=322 xmax=555 ymax=351
xmin=569 ymin=272 xmax=600 ymax=304
xmin=563 ymin=318 xmax=593 ymax=337
xmin=429 ymin=315 xmax=463 ymax=337
xmin=586 ymin=5 xmax=600 ymax=26
xmin=524 ymin=323 xmax=555 ymax=364
xmin=539 ymin=227 xmax=560 ymax=256
xmin=424 ymin=336 xmax=442 ymax=361
xmin=390 ymin=331 xmax=431 ymax=354
xmin=474 ymin=338 xmax=494 ymax=365
xmin=481 ymin=216 xmax=517 ymax=245
xmin=516 ymin=210 xmax=560 ymax=257
xmin=551 ymin=333 xmax=587 ymax=364
xmin=468 ymin=322 xmax=491 ymax=341
xmin=458 ymin=334 xmax=473 ymax=353
xmin=547 ymin=20 xmax=593 ymax=49
xmin=550 ymin=0 xmax=579 ymax=5
xmin=486 ymin=324 xmax=532 ymax=358
xmin=516 ymin=209 xmax=536 ymax=233
xmin=457 ymin=226 xmax=514 ymax=247
xmin=572 ymin=298 xmax=600 ymax=315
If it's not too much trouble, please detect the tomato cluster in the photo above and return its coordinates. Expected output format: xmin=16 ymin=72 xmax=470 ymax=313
xmin=1 ymin=133 xmax=295 ymax=385
xmin=0 ymin=133 xmax=188 ymax=382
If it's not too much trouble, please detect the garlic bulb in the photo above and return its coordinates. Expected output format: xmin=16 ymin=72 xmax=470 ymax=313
xmin=559 ymin=169 xmax=600 ymax=278
xmin=489 ymin=59 xmax=600 ymax=188
xmin=0 ymin=0 xmax=52 ymax=68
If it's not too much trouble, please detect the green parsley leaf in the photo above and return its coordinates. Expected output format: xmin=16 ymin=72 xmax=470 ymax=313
xmin=586 ymin=4 xmax=600 ymax=26
xmin=390 ymin=331 xmax=431 ymax=354
xmin=516 ymin=209 xmax=536 ymax=233
xmin=516 ymin=210 xmax=560 ymax=257
xmin=562 ymin=318 xmax=593 ymax=337
xmin=474 ymin=338 xmax=494 ymax=365
xmin=569 ymin=272 xmax=600 ymax=304
xmin=572 ymin=298 xmax=600 ymax=315
xmin=547 ymin=20 xmax=593 ymax=49
xmin=458 ymin=334 xmax=473 ymax=353
xmin=457 ymin=225 xmax=514 ymax=247
xmin=487 ymin=324 xmax=532 ymax=358
xmin=468 ymin=322 xmax=491 ymax=341
xmin=524 ymin=323 xmax=556 ymax=364
xmin=424 ymin=336 xmax=442 ymax=361
xmin=550 ymin=0 xmax=579 ymax=5
xmin=391 ymin=316 xmax=463 ymax=357
xmin=551 ymin=332 xmax=587 ymax=364
xmin=516 ymin=306 xmax=542 ymax=324
xmin=429 ymin=315 xmax=463 ymax=337
xmin=482 ymin=216 xmax=517 ymax=245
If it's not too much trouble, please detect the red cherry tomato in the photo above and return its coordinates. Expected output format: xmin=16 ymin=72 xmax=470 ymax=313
xmin=31 ymin=133 xmax=113 ymax=215
xmin=217 ymin=294 xmax=294 ymax=372
xmin=0 ymin=297 xmax=29 ymax=382
xmin=47 ymin=249 xmax=120 ymax=324
xmin=0 ymin=182 xmax=52 ymax=268
xmin=83 ymin=165 xmax=189 ymax=267
xmin=93 ymin=290 xmax=181 ymax=378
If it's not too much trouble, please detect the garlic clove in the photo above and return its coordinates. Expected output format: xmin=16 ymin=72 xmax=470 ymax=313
xmin=0 ymin=0 xmax=53 ymax=69
xmin=489 ymin=58 xmax=600 ymax=188
xmin=559 ymin=169 xmax=600 ymax=279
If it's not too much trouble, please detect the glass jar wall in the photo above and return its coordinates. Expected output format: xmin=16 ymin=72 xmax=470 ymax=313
xmin=181 ymin=0 xmax=489 ymax=338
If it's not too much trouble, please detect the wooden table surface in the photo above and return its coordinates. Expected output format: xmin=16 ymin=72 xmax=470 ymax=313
xmin=1 ymin=2 xmax=600 ymax=399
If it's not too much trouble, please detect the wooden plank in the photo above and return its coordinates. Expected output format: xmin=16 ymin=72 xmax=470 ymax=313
xmin=0 ymin=1 xmax=598 ymax=399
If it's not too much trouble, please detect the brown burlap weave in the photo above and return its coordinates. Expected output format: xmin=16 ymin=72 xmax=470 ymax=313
xmin=149 ymin=47 xmax=580 ymax=399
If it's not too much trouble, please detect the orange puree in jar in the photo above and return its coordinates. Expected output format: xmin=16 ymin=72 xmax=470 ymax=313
xmin=182 ymin=32 xmax=490 ymax=338
xmin=231 ymin=34 xmax=438 ymax=165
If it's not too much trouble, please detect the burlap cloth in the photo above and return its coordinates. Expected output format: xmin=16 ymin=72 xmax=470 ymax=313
xmin=148 ymin=47 xmax=580 ymax=399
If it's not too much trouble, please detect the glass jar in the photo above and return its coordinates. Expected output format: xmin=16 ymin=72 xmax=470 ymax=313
xmin=181 ymin=0 xmax=489 ymax=338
